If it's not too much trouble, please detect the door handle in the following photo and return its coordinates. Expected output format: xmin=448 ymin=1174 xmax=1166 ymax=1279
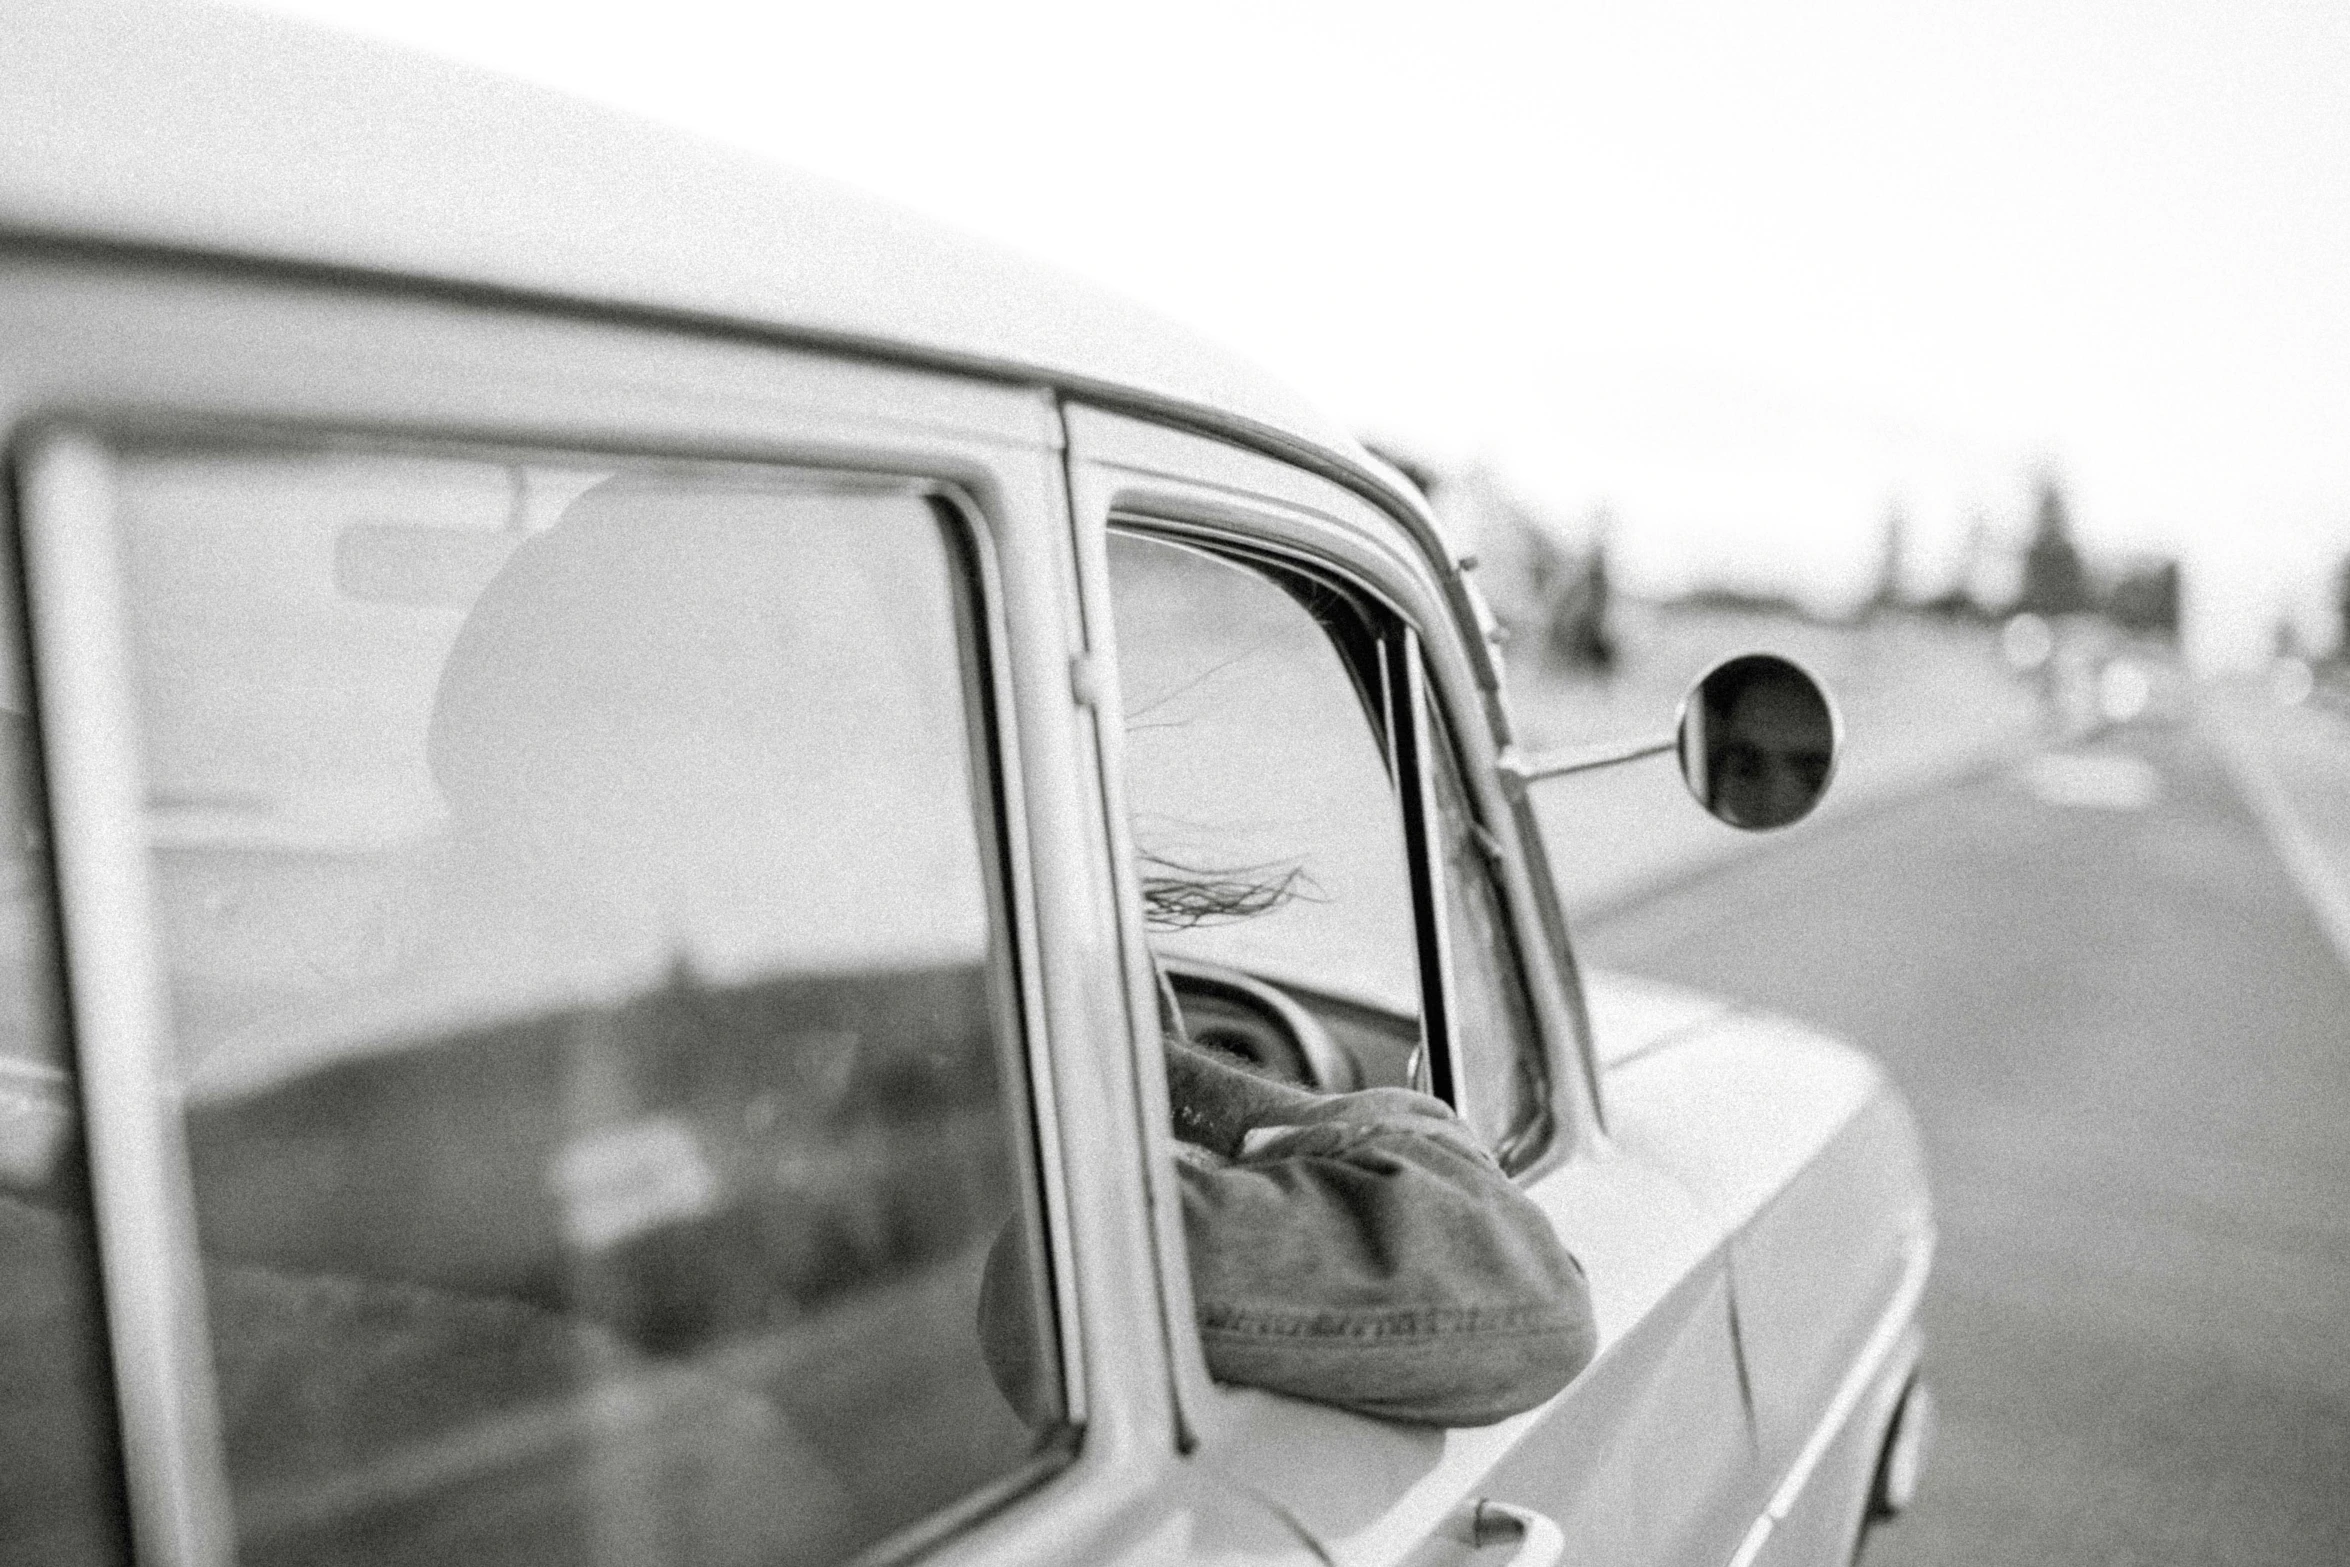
xmin=1470 ymin=1499 xmax=1565 ymax=1567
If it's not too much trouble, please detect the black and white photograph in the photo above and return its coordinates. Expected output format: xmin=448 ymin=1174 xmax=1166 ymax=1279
xmin=4 ymin=2 xmax=2347 ymax=1563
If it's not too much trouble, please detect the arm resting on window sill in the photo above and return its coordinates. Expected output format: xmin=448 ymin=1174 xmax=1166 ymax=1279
xmin=1165 ymin=1039 xmax=1594 ymax=1427
xmin=980 ymin=1041 xmax=1595 ymax=1429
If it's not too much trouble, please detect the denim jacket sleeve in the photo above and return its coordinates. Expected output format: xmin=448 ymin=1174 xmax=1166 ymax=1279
xmin=1175 ymin=1085 xmax=1596 ymax=1427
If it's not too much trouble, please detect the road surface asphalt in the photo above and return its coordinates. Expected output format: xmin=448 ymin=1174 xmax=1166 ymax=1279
xmin=1580 ymin=708 xmax=2350 ymax=1566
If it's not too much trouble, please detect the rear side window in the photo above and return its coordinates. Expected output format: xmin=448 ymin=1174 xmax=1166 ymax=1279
xmin=106 ymin=440 xmax=1063 ymax=1566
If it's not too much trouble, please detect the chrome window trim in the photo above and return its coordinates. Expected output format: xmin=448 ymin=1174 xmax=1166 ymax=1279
xmin=19 ymin=425 xmax=235 ymax=1567
xmin=930 ymin=482 xmax=1088 ymax=1430
xmin=1724 ymin=1226 xmax=1935 ymax=1567
xmin=1391 ymin=626 xmax=1463 ymax=1105
xmin=1054 ymin=497 xmax=1210 ymax=1456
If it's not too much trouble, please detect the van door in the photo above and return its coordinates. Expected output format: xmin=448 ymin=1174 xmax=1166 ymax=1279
xmin=1064 ymin=404 xmax=1763 ymax=1566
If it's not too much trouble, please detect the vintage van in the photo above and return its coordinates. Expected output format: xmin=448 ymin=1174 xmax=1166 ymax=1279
xmin=0 ymin=2 xmax=1933 ymax=1564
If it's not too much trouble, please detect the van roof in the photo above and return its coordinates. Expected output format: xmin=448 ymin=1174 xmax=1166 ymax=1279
xmin=2 ymin=0 xmax=1406 ymax=506
xmin=3 ymin=1 xmax=1505 ymax=704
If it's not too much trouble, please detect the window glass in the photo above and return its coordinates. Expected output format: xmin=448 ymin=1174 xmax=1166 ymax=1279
xmin=112 ymin=441 xmax=1063 ymax=1567
xmin=1107 ymin=531 xmax=1421 ymax=1088
xmin=1425 ymin=698 xmax=1547 ymax=1159
xmin=0 ymin=513 xmax=131 ymax=1565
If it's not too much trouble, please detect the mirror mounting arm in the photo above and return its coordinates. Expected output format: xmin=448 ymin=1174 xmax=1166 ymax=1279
xmin=1496 ymin=651 xmax=1838 ymax=829
xmin=1497 ymin=735 xmax=1676 ymax=791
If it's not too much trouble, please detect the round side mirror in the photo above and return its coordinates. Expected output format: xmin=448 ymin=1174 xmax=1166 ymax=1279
xmin=1677 ymin=653 xmax=1840 ymax=830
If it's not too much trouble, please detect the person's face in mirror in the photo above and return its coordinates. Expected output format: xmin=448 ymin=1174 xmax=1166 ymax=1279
xmin=1707 ymin=667 xmax=1832 ymax=829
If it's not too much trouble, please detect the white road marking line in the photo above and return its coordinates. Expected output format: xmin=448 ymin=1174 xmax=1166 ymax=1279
xmin=2211 ymin=716 xmax=2350 ymax=975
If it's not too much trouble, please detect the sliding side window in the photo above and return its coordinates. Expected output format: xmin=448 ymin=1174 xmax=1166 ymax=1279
xmin=1107 ymin=529 xmax=1550 ymax=1166
xmin=106 ymin=440 xmax=1065 ymax=1566
xmin=1107 ymin=529 xmax=1426 ymax=1092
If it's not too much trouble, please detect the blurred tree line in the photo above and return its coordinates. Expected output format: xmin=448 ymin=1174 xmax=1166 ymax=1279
xmin=1372 ymin=439 xmax=2200 ymax=660
xmin=2334 ymin=555 xmax=2350 ymax=665
xmin=1919 ymin=476 xmax=2181 ymax=638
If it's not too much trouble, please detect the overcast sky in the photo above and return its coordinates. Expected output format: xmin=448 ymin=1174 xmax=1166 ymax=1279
xmin=252 ymin=0 xmax=2350 ymax=663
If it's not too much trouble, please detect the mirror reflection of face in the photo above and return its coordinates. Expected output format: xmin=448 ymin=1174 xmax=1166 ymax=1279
xmin=1694 ymin=659 xmax=1834 ymax=830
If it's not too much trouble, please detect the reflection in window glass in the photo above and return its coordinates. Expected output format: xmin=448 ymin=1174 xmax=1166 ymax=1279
xmin=114 ymin=443 xmax=1063 ymax=1567
xmin=1107 ymin=532 xmax=1421 ymax=1074
xmin=0 ymin=516 xmax=131 ymax=1565
xmin=1425 ymin=701 xmax=1546 ymax=1160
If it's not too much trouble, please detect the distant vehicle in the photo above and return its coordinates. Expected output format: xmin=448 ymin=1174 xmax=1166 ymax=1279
xmin=1 ymin=4 xmax=1933 ymax=1565
xmin=2003 ymin=611 xmax=2181 ymax=735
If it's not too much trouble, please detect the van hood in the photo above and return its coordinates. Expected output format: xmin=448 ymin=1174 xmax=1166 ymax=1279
xmin=1581 ymin=969 xmax=1739 ymax=1071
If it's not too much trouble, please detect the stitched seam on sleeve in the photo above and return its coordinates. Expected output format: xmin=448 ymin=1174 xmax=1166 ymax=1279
xmin=1198 ymin=1303 xmax=1579 ymax=1340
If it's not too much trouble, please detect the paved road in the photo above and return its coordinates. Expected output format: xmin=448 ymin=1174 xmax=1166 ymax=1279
xmin=1578 ymin=709 xmax=2350 ymax=1566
